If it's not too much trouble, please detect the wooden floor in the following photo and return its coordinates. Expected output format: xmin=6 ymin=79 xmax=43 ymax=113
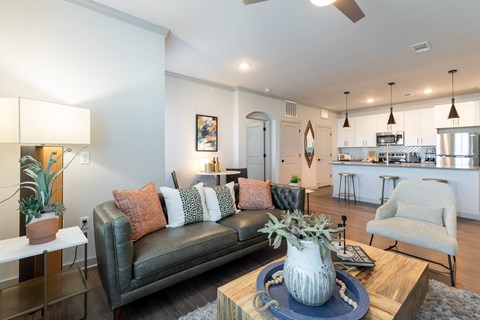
xmin=21 ymin=186 xmax=480 ymax=320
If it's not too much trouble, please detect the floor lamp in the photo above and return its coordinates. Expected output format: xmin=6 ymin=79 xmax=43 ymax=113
xmin=0 ymin=97 xmax=90 ymax=280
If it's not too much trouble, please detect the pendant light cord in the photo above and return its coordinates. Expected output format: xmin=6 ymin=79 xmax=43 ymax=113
xmin=344 ymin=91 xmax=349 ymax=113
xmin=451 ymin=70 xmax=454 ymax=98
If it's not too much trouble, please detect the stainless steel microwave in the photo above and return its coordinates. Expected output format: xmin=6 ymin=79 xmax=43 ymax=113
xmin=376 ymin=131 xmax=404 ymax=146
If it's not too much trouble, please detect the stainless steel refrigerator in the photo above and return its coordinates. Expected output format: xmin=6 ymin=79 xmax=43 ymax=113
xmin=436 ymin=133 xmax=480 ymax=167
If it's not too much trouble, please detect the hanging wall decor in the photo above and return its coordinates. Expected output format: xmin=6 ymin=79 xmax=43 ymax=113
xmin=196 ymin=114 xmax=218 ymax=152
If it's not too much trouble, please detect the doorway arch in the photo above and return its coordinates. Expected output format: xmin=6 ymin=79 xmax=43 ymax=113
xmin=246 ymin=112 xmax=271 ymax=181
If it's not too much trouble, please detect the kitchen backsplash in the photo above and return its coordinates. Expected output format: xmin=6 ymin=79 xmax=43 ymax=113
xmin=338 ymin=145 xmax=435 ymax=162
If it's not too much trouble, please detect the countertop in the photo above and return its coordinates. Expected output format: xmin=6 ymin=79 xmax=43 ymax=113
xmin=331 ymin=161 xmax=480 ymax=171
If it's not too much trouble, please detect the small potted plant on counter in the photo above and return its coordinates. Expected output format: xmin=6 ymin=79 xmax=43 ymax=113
xmin=289 ymin=174 xmax=301 ymax=186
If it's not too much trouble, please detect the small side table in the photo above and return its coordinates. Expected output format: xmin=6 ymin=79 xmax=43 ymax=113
xmin=0 ymin=226 xmax=88 ymax=320
xmin=196 ymin=171 xmax=241 ymax=185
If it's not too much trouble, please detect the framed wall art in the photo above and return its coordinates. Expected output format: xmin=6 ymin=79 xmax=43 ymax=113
xmin=196 ymin=114 xmax=218 ymax=152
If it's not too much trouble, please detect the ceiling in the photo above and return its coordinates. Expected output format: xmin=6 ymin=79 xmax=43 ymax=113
xmin=93 ymin=0 xmax=480 ymax=112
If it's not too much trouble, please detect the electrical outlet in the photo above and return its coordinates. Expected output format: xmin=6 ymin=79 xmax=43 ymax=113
xmin=79 ymin=216 xmax=90 ymax=230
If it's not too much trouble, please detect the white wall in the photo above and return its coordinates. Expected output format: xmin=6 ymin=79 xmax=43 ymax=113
xmin=165 ymin=74 xmax=235 ymax=187
xmin=0 ymin=0 xmax=166 ymax=281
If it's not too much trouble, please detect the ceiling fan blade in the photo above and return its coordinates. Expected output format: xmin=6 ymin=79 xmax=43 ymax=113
xmin=243 ymin=0 xmax=268 ymax=5
xmin=332 ymin=0 xmax=365 ymax=23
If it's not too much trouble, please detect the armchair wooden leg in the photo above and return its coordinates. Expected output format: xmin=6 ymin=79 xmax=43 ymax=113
xmin=369 ymin=234 xmax=374 ymax=246
xmin=448 ymin=255 xmax=456 ymax=287
xmin=114 ymin=307 xmax=121 ymax=320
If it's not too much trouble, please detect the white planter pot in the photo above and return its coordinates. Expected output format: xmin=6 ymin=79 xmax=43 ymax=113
xmin=284 ymin=239 xmax=336 ymax=306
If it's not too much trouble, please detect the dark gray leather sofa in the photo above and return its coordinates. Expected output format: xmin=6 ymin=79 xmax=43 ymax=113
xmin=93 ymin=184 xmax=305 ymax=320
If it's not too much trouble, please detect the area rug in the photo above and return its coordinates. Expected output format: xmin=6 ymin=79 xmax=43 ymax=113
xmin=178 ymin=279 xmax=480 ymax=320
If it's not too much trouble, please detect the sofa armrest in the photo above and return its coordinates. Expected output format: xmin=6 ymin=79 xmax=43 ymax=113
xmin=375 ymin=199 xmax=397 ymax=220
xmin=443 ymin=205 xmax=457 ymax=238
xmin=271 ymin=184 xmax=305 ymax=211
xmin=93 ymin=201 xmax=134 ymax=309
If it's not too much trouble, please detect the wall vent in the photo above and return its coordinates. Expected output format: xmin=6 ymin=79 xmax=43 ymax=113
xmin=285 ymin=100 xmax=297 ymax=118
xmin=410 ymin=41 xmax=432 ymax=54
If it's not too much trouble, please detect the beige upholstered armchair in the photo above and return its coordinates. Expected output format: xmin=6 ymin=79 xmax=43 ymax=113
xmin=367 ymin=179 xmax=458 ymax=286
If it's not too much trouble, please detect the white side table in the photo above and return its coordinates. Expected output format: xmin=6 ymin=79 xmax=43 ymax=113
xmin=0 ymin=226 xmax=88 ymax=320
xmin=196 ymin=170 xmax=241 ymax=185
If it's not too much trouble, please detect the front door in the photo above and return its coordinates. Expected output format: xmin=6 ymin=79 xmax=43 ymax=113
xmin=280 ymin=121 xmax=301 ymax=184
xmin=316 ymin=125 xmax=333 ymax=186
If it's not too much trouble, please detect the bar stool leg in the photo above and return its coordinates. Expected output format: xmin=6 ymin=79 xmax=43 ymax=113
xmin=351 ymin=175 xmax=356 ymax=202
xmin=381 ymin=178 xmax=386 ymax=205
xmin=338 ymin=175 xmax=342 ymax=202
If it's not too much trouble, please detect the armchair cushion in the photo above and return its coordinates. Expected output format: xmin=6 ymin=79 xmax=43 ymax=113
xmin=367 ymin=217 xmax=457 ymax=256
xmin=395 ymin=201 xmax=444 ymax=226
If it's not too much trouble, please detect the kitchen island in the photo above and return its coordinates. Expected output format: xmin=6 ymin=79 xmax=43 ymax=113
xmin=332 ymin=161 xmax=480 ymax=220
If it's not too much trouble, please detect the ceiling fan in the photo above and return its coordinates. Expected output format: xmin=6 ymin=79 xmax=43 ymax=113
xmin=243 ymin=0 xmax=365 ymax=23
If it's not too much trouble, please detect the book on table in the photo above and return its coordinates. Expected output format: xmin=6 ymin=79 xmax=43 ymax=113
xmin=333 ymin=245 xmax=376 ymax=267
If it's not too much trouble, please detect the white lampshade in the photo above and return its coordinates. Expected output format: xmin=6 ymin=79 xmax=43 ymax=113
xmin=0 ymin=97 xmax=90 ymax=145
xmin=0 ymin=98 xmax=20 ymax=143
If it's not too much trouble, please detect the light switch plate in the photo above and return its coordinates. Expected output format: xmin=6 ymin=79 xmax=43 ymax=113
xmin=79 ymin=151 xmax=90 ymax=164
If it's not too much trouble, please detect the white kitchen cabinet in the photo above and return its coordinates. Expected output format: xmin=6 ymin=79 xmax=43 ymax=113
xmin=434 ymin=101 xmax=480 ymax=128
xmin=337 ymin=118 xmax=355 ymax=147
xmin=404 ymin=108 xmax=436 ymax=146
xmin=354 ymin=115 xmax=377 ymax=147
xmin=376 ymin=112 xmax=404 ymax=133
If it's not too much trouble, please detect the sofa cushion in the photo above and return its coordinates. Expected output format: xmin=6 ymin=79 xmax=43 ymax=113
xmin=132 ymin=222 xmax=237 ymax=280
xmin=159 ymin=183 xmax=209 ymax=227
xmin=112 ymin=182 xmax=167 ymax=242
xmin=217 ymin=209 xmax=283 ymax=241
xmin=367 ymin=217 xmax=457 ymax=256
xmin=237 ymin=178 xmax=274 ymax=210
xmin=395 ymin=201 xmax=444 ymax=226
xmin=204 ymin=182 xmax=239 ymax=221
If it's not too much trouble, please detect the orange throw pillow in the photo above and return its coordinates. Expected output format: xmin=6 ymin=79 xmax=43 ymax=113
xmin=237 ymin=178 xmax=274 ymax=210
xmin=112 ymin=182 xmax=167 ymax=241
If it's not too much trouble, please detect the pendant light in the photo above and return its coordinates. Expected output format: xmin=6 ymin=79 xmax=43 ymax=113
xmin=387 ymin=82 xmax=396 ymax=125
xmin=343 ymin=91 xmax=350 ymax=128
xmin=447 ymin=69 xmax=460 ymax=119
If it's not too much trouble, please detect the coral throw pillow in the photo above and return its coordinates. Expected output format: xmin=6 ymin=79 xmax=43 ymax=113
xmin=112 ymin=182 xmax=167 ymax=241
xmin=237 ymin=178 xmax=274 ymax=210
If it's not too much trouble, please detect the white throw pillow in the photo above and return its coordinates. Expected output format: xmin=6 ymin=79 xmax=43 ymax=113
xmin=395 ymin=201 xmax=444 ymax=226
xmin=204 ymin=182 xmax=239 ymax=221
xmin=159 ymin=183 xmax=209 ymax=227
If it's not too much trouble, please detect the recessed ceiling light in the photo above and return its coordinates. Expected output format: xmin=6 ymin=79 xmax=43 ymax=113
xmin=238 ymin=62 xmax=251 ymax=70
xmin=367 ymin=98 xmax=374 ymax=104
xmin=423 ymin=88 xmax=433 ymax=94
xmin=265 ymin=88 xmax=271 ymax=93
xmin=310 ymin=0 xmax=336 ymax=6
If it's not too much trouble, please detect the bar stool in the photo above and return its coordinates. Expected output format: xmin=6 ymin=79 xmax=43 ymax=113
xmin=423 ymin=178 xmax=448 ymax=184
xmin=338 ymin=173 xmax=356 ymax=202
xmin=379 ymin=175 xmax=399 ymax=205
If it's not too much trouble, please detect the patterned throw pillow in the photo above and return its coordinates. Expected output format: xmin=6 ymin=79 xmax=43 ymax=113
xmin=159 ymin=183 xmax=209 ymax=227
xmin=112 ymin=182 xmax=167 ymax=242
xmin=204 ymin=182 xmax=239 ymax=221
xmin=237 ymin=178 xmax=274 ymax=210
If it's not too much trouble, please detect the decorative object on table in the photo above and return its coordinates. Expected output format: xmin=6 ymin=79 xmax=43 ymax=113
xmin=195 ymin=114 xmax=218 ymax=152
xmin=447 ymin=69 xmax=460 ymax=119
xmin=0 ymin=148 xmax=83 ymax=244
xmin=336 ymin=215 xmax=354 ymax=260
xmin=289 ymin=174 xmax=301 ymax=186
xmin=259 ymin=210 xmax=343 ymax=306
xmin=253 ymin=260 xmax=370 ymax=320
xmin=304 ymin=120 xmax=315 ymax=168
xmin=333 ymin=245 xmax=376 ymax=268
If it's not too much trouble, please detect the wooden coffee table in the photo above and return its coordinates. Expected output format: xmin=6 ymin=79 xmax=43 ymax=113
xmin=217 ymin=240 xmax=429 ymax=320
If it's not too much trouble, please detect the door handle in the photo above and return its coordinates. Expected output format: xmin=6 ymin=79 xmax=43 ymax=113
xmin=282 ymin=159 xmax=285 ymax=163
xmin=318 ymin=159 xmax=320 ymax=161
